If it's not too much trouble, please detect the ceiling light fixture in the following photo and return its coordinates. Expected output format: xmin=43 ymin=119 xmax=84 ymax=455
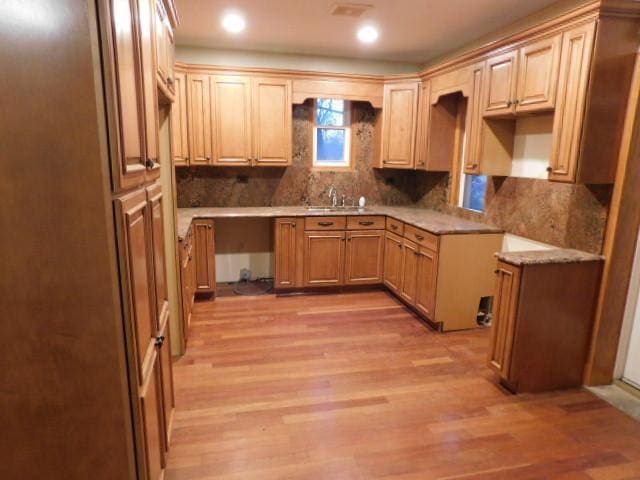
xmin=222 ymin=12 xmax=246 ymax=34
xmin=357 ymin=25 xmax=378 ymax=43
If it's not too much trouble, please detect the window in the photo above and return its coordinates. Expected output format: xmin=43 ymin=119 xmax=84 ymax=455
xmin=313 ymin=98 xmax=351 ymax=169
xmin=461 ymin=174 xmax=488 ymax=212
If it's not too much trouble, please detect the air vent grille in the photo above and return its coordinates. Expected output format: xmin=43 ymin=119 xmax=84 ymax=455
xmin=329 ymin=2 xmax=373 ymax=18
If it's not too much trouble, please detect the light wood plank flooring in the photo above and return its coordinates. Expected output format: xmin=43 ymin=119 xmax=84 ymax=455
xmin=167 ymin=290 xmax=640 ymax=479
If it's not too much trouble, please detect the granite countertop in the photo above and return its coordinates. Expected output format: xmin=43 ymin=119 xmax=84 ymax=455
xmin=495 ymin=249 xmax=604 ymax=266
xmin=176 ymin=206 xmax=504 ymax=240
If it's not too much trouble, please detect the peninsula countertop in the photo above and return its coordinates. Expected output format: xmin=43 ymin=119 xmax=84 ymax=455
xmin=176 ymin=206 xmax=505 ymax=240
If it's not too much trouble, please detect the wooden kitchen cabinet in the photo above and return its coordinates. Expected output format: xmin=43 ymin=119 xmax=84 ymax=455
xmin=515 ymin=34 xmax=561 ymax=113
xmin=303 ymin=230 xmax=345 ymax=286
xmin=171 ymin=71 xmax=190 ymax=165
xmin=154 ymin=0 xmax=175 ymax=99
xmin=147 ymin=183 xmax=169 ymax=325
xmin=399 ymin=239 xmax=419 ymax=304
xmin=483 ymin=50 xmax=518 ymax=117
xmin=344 ymin=230 xmax=385 ymax=285
xmin=488 ymin=259 xmax=603 ymax=393
xmin=274 ymin=218 xmax=302 ymax=288
xmin=415 ymin=80 xmax=431 ymax=170
xmin=139 ymin=351 xmax=165 ymax=480
xmin=414 ymin=247 xmax=438 ymax=320
xmin=383 ymin=231 xmax=403 ymax=293
xmin=211 ymin=76 xmax=252 ymax=166
xmin=193 ymin=219 xmax=216 ymax=293
xmin=379 ymin=82 xmax=419 ymax=169
xmin=187 ymin=74 xmax=213 ymax=165
xmin=180 ymin=227 xmax=196 ymax=339
xmin=251 ymin=77 xmax=292 ymax=166
xmin=464 ymin=62 xmax=486 ymax=174
xmin=158 ymin=312 xmax=174 ymax=455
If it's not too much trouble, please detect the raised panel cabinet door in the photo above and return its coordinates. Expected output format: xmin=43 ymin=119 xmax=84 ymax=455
xmin=415 ymin=81 xmax=431 ymax=170
xmin=104 ymin=0 xmax=147 ymax=189
xmin=515 ymin=34 xmax=562 ymax=113
xmin=482 ymin=50 xmax=518 ymax=116
xmin=252 ymin=78 xmax=292 ymax=166
xmin=383 ymin=232 xmax=403 ymax=293
xmin=171 ymin=72 xmax=190 ymax=165
xmin=414 ymin=248 xmax=438 ymax=320
xmin=399 ymin=239 xmax=419 ymax=305
xmin=154 ymin=0 xmax=168 ymax=88
xmin=549 ymin=22 xmax=595 ymax=182
xmin=303 ymin=231 xmax=345 ymax=286
xmin=193 ymin=219 xmax=216 ymax=293
xmin=464 ymin=63 xmax=485 ymax=174
xmin=147 ymin=183 xmax=168 ymax=327
xmin=487 ymin=262 xmax=521 ymax=380
xmin=274 ymin=218 xmax=299 ymax=288
xmin=158 ymin=312 xmax=174 ymax=456
xmin=187 ymin=74 xmax=212 ymax=165
xmin=345 ymin=230 xmax=385 ymax=285
xmin=381 ymin=82 xmax=419 ymax=169
xmin=211 ymin=76 xmax=252 ymax=166
xmin=139 ymin=351 xmax=165 ymax=480
xmin=137 ymin=0 xmax=160 ymax=180
xmin=116 ymin=189 xmax=156 ymax=386
xmin=180 ymin=252 xmax=191 ymax=342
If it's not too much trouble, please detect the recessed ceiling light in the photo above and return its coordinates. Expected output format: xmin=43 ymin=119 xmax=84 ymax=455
xmin=357 ymin=25 xmax=378 ymax=43
xmin=222 ymin=12 xmax=246 ymax=34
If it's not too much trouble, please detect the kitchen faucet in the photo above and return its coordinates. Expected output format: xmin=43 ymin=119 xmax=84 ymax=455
xmin=328 ymin=185 xmax=338 ymax=207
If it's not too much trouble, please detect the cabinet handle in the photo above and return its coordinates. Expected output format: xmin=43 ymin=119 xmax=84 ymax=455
xmin=390 ymin=224 xmax=398 ymax=230
xmin=167 ymin=76 xmax=174 ymax=85
xmin=347 ymin=238 xmax=352 ymax=242
xmin=514 ymin=99 xmax=520 ymax=105
xmin=359 ymin=221 xmax=374 ymax=226
xmin=145 ymin=158 xmax=155 ymax=169
xmin=506 ymin=100 xmax=512 ymax=107
xmin=155 ymin=335 xmax=165 ymax=347
xmin=207 ymin=225 xmax=212 ymax=229
xmin=206 ymin=156 xmax=211 ymax=161
xmin=494 ymin=269 xmax=500 ymax=274
xmin=397 ymin=244 xmax=401 ymax=249
xmin=415 ymin=234 xmax=424 ymax=241
xmin=318 ymin=221 xmax=334 ymax=226
xmin=292 ymin=222 xmax=296 ymax=227
xmin=546 ymin=166 xmax=553 ymax=173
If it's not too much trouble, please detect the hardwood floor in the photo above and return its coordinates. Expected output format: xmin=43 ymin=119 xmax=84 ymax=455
xmin=167 ymin=290 xmax=640 ymax=479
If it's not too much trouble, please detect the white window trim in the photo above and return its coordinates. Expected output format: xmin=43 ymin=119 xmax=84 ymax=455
xmin=312 ymin=99 xmax=352 ymax=169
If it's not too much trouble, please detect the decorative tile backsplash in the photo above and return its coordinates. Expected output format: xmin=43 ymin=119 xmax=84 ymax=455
xmin=176 ymin=102 xmax=612 ymax=254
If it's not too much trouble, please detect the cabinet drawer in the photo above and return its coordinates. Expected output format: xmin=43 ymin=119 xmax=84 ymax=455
xmin=347 ymin=216 xmax=385 ymax=230
xmin=404 ymin=224 xmax=439 ymax=251
xmin=386 ymin=217 xmax=404 ymax=235
xmin=305 ymin=216 xmax=346 ymax=230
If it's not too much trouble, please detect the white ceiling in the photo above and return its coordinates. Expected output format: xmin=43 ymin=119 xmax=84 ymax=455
xmin=174 ymin=0 xmax=564 ymax=64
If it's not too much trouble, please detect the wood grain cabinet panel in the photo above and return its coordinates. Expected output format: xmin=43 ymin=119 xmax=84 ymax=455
xmin=303 ymin=231 xmax=345 ymax=286
xmin=158 ymin=313 xmax=174 ymax=456
xmin=483 ymin=50 xmax=518 ymax=117
xmin=415 ymin=248 xmax=438 ymax=320
xmin=515 ymin=34 xmax=561 ymax=113
xmin=415 ymin=80 xmax=431 ymax=170
xmin=154 ymin=0 xmax=175 ymax=98
xmin=140 ymin=351 xmax=165 ymax=480
xmin=345 ymin=230 xmax=384 ymax=285
xmin=252 ymin=78 xmax=292 ymax=166
xmin=171 ymin=71 xmax=190 ymax=165
xmin=187 ymin=74 xmax=212 ymax=165
xmin=274 ymin=218 xmax=302 ymax=288
xmin=399 ymin=239 xmax=419 ymax=305
xmin=147 ymin=183 xmax=168 ymax=325
xmin=381 ymin=82 xmax=419 ymax=169
xmin=464 ymin=63 xmax=485 ymax=174
xmin=383 ymin=231 xmax=403 ymax=293
xmin=193 ymin=219 xmax=216 ymax=293
xmin=211 ymin=76 xmax=252 ymax=166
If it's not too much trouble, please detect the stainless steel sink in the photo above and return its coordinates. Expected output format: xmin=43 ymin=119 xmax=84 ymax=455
xmin=306 ymin=206 xmax=363 ymax=213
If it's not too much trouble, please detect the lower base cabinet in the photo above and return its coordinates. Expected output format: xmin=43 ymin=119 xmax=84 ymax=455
xmin=180 ymin=226 xmax=196 ymax=341
xmin=303 ymin=230 xmax=345 ymax=286
xmin=399 ymin=239 xmax=419 ymax=304
xmin=488 ymin=259 xmax=603 ymax=393
xmin=383 ymin=232 xmax=403 ymax=292
xmin=193 ymin=219 xmax=216 ymax=293
xmin=344 ymin=230 xmax=385 ymax=285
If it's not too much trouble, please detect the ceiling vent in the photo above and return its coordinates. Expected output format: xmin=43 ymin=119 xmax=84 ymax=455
xmin=329 ymin=3 xmax=373 ymax=18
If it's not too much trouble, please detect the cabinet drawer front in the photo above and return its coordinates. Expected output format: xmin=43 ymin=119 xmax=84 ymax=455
xmin=404 ymin=224 xmax=439 ymax=251
xmin=386 ymin=217 xmax=404 ymax=235
xmin=347 ymin=216 xmax=385 ymax=230
xmin=305 ymin=216 xmax=346 ymax=230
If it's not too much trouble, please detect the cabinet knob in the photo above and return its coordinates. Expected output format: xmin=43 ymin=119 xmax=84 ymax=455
xmin=506 ymin=100 xmax=512 ymax=107
xmin=292 ymin=222 xmax=296 ymax=227
xmin=514 ymin=99 xmax=520 ymax=105
xmin=546 ymin=166 xmax=553 ymax=173
xmin=206 ymin=156 xmax=211 ymax=161
xmin=494 ymin=269 xmax=500 ymax=274
xmin=207 ymin=224 xmax=212 ymax=229
xmin=155 ymin=335 xmax=165 ymax=347
xmin=167 ymin=76 xmax=174 ymax=85
xmin=145 ymin=158 xmax=155 ymax=169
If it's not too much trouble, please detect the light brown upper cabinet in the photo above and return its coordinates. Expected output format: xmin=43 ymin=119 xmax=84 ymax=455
xmin=483 ymin=34 xmax=561 ymax=117
xmin=464 ymin=63 xmax=485 ymax=174
xmin=415 ymin=81 xmax=431 ymax=170
xmin=154 ymin=0 xmax=175 ymax=100
xmin=344 ymin=230 xmax=385 ymax=285
xmin=379 ymin=82 xmax=419 ymax=169
xmin=211 ymin=76 xmax=253 ymax=166
xmin=252 ymin=78 xmax=293 ymax=166
xmin=171 ymin=71 xmax=189 ymax=166
xmin=187 ymin=74 xmax=213 ymax=165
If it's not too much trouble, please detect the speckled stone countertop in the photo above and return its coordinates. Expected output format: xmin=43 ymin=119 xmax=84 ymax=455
xmin=496 ymin=249 xmax=604 ymax=266
xmin=176 ymin=206 xmax=504 ymax=240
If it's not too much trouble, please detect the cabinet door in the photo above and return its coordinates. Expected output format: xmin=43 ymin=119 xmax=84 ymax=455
xmin=515 ymin=34 xmax=561 ymax=113
xmin=303 ymin=231 xmax=345 ymax=286
xmin=187 ymin=74 xmax=212 ymax=165
xmin=414 ymin=248 xmax=438 ymax=320
xmin=415 ymin=81 xmax=431 ymax=170
xmin=383 ymin=232 xmax=403 ymax=293
xmin=158 ymin=312 xmax=174 ymax=456
xmin=105 ymin=0 xmax=147 ymax=189
xmin=345 ymin=230 xmax=384 ymax=285
xmin=140 ymin=351 xmax=165 ymax=480
xmin=116 ymin=189 xmax=156 ymax=386
xmin=147 ymin=183 xmax=168 ymax=324
xmin=399 ymin=239 xmax=419 ymax=305
xmin=193 ymin=219 xmax=216 ymax=293
xmin=252 ymin=78 xmax=292 ymax=166
xmin=154 ymin=0 xmax=168 ymax=89
xmin=211 ymin=76 xmax=252 ymax=166
xmin=381 ymin=82 xmax=419 ymax=169
xmin=464 ymin=63 xmax=485 ymax=174
xmin=275 ymin=218 xmax=300 ymax=288
xmin=487 ymin=263 xmax=521 ymax=380
xmin=171 ymin=72 xmax=190 ymax=165
xmin=549 ymin=22 xmax=595 ymax=182
xmin=180 ymin=250 xmax=191 ymax=342
xmin=483 ymin=50 xmax=518 ymax=116
xmin=138 ymin=0 xmax=160 ymax=179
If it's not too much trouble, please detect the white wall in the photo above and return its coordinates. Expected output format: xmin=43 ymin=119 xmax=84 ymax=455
xmin=510 ymin=114 xmax=553 ymax=179
xmin=176 ymin=46 xmax=421 ymax=75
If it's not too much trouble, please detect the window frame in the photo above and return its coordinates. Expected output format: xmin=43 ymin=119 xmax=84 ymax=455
xmin=311 ymin=98 xmax=354 ymax=171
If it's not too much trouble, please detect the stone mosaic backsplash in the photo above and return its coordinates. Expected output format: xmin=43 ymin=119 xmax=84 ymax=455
xmin=176 ymin=102 xmax=612 ymax=254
